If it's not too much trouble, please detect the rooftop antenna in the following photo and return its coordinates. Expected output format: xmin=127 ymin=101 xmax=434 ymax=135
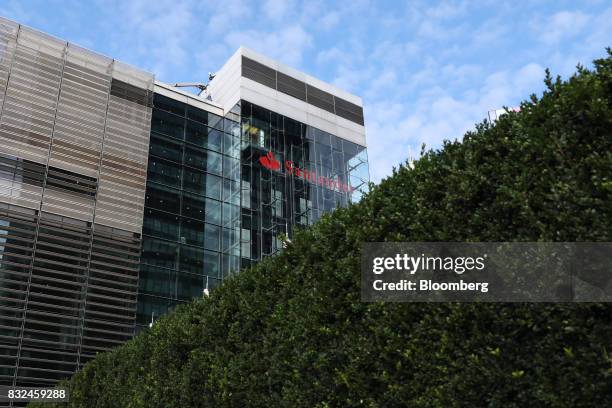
xmin=173 ymin=72 xmax=216 ymax=98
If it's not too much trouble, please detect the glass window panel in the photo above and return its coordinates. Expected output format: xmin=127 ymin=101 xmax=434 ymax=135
xmin=185 ymin=120 xmax=208 ymax=148
xmin=223 ymin=156 xmax=239 ymax=181
xmin=179 ymin=246 xmax=207 ymax=275
xmin=205 ymin=198 xmax=221 ymax=225
xmin=141 ymin=238 xmax=178 ymax=269
xmin=151 ymin=109 xmax=184 ymax=140
xmin=182 ymin=168 xmax=222 ymax=200
xmin=180 ymin=218 xmax=204 ymax=246
xmin=150 ymin=134 xmax=182 ymax=162
xmin=222 ymin=202 xmax=240 ymax=228
xmin=204 ymin=250 xmax=220 ymax=278
xmin=184 ymin=146 xmax=206 ymax=170
xmin=146 ymin=184 xmax=180 ymax=214
xmin=317 ymin=143 xmax=332 ymax=166
xmin=204 ymin=223 xmax=220 ymax=251
xmin=208 ymin=113 xmax=223 ymax=130
xmin=186 ymin=121 xmax=223 ymax=152
xmin=139 ymin=264 xmax=175 ymax=298
xmin=182 ymin=167 xmax=205 ymax=195
xmin=222 ymin=133 xmax=240 ymax=158
xmin=350 ymin=162 xmax=370 ymax=181
xmin=182 ymin=193 xmax=205 ymax=220
xmin=221 ymin=254 xmax=239 ymax=278
xmin=184 ymin=147 xmax=222 ymax=175
xmin=176 ymin=272 xmax=202 ymax=300
xmin=224 ymin=119 xmax=240 ymax=137
xmin=207 ymin=129 xmax=223 ymax=152
xmin=187 ymin=106 xmax=209 ymax=125
xmin=332 ymin=150 xmax=345 ymax=175
xmin=143 ymin=209 xmax=180 ymax=241
xmin=342 ymin=139 xmax=359 ymax=158
xmin=222 ymin=227 xmax=238 ymax=252
xmin=136 ymin=295 xmax=175 ymax=325
xmin=223 ymin=179 xmax=240 ymax=206
xmin=147 ymin=157 xmax=182 ymax=188
xmin=154 ymin=94 xmax=185 ymax=116
xmin=330 ymin=134 xmax=343 ymax=151
xmin=205 ymin=173 xmax=222 ymax=200
xmin=314 ymin=128 xmax=331 ymax=146
xmin=206 ymin=150 xmax=222 ymax=175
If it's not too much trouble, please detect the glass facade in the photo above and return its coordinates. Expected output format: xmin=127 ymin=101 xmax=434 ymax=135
xmin=239 ymin=100 xmax=369 ymax=266
xmin=136 ymin=94 xmax=241 ymax=329
xmin=137 ymin=97 xmax=369 ymax=329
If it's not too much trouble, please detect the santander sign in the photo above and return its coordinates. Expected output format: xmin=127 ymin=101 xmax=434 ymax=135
xmin=259 ymin=151 xmax=354 ymax=193
xmin=258 ymin=151 xmax=281 ymax=171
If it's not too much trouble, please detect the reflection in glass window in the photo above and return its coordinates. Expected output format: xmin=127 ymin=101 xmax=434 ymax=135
xmin=180 ymin=218 xmax=204 ymax=246
xmin=146 ymin=184 xmax=180 ymax=214
xmin=203 ymin=250 xmax=219 ymax=278
xmin=141 ymin=238 xmax=178 ymax=269
xmin=186 ymin=121 xmax=223 ymax=152
xmin=137 ymin=294 xmax=173 ymax=325
xmin=150 ymin=134 xmax=182 ymax=162
xmin=143 ymin=209 xmax=180 ymax=241
xmin=154 ymin=94 xmax=185 ymax=116
xmin=179 ymin=246 xmax=209 ymax=275
xmin=176 ymin=272 xmax=202 ymax=300
xmin=182 ymin=169 xmax=222 ymax=200
xmin=151 ymin=109 xmax=184 ymax=139
xmin=204 ymin=198 xmax=221 ymax=225
xmin=147 ymin=158 xmax=182 ymax=188
xmin=204 ymin=223 xmax=220 ymax=251
xmin=139 ymin=265 xmax=174 ymax=298
xmin=182 ymin=193 xmax=205 ymax=220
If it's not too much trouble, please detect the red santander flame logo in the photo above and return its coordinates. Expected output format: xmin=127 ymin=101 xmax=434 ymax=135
xmin=259 ymin=151 xmax=281 ymax=171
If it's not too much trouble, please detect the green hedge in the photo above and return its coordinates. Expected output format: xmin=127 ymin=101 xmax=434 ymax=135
xmin=32 ymin=50 xmax=612 ymax=408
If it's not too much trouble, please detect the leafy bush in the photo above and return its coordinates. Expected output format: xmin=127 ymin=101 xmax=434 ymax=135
xmin=32 ymin=50 xmax=612 ymax=408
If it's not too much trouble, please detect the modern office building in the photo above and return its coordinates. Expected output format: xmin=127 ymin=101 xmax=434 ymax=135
xmin=0 ymin=16 xmax=369 ymax=390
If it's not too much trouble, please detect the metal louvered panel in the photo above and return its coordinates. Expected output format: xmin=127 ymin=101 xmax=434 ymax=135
xmin=0 ymin=17 xmax=153 ymax=389
xmin=0 ymin=202 xmax=142 ymax=388
xmin=0 ymin=25 xmax=65 ymax=165
xmin=242 ymin=56 xmax=276 ymax=89
xmin=49 ymin=44 xmax=111 ymax=178
xmin=333 ymin=96 xmax=365 ymax=126
xmin=306 ymin=84 xmax=335 ymax=114
xmin=240 ymin=55 xmax=365 ymax=126
xmin=0 ymin=17 xmax=18 ymax=119
xmin=277 ymin=71 xmax=306 ymax=102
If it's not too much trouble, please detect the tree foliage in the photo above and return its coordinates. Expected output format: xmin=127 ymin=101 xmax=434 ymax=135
xmin=32 ymin=50 xmax=612 ymax=408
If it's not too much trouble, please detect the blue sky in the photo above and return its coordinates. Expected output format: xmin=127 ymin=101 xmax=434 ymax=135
xmin=1 ymin=0 xmax=610 ymax=182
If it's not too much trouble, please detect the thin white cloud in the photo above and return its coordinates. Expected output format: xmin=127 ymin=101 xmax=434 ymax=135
xmin=262 ymin=0 xmax=294 ymax=21
xmin=318 ymin=11 xmax=340 ymax=30
xmin=537 ymin=10 xmax=590 ymax=44
xmin=224 ymin=25 xmax=313 ymax=66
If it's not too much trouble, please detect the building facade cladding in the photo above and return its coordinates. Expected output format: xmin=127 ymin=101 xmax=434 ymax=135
xmin=0 ymin=17 xmax=369 ymax=389
xmin=0 ymin=16 xmax=153 ymax=391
